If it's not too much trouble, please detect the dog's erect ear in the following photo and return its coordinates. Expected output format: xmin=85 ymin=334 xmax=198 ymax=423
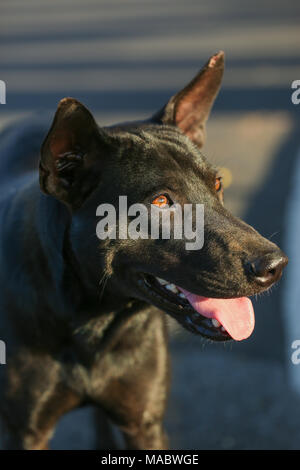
xmin=153 ymin=51 xmax=224 ymax=148
xmin=40 ymin=98 xmax=115 ymax=209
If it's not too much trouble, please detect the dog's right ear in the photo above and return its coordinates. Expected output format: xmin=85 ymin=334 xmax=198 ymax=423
xmin=152 ymin=51 xmax=224 ymax=148
xmin=40 ymin=98 xmax=116 ymax=210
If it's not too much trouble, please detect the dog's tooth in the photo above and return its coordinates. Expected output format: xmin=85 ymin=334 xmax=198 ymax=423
xmin=211 ymin=319 xmax=221 ymax=328
xmin=179 ymin=292 xmax=186 ymax=299
xmin=166 ymin=284 xmax=179 ymax=294
xmin=156 ymin=277 xmax=168 ymax=286
xmin=221 ymin=326 xmax=226 ymax=332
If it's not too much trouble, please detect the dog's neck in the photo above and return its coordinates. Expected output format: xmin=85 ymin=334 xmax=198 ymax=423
xmin=5 ymin=178 xmax=132 ymax=318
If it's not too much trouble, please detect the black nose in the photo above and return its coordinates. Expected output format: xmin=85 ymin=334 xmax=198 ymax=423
xmin=245 ymin=251 xmax=288 ymax=287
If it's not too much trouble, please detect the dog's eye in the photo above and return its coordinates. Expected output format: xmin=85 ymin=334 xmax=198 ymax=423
xmin=151 ymin=194 xmax=172 ymax=208
xmin=215 ymin=177 xmax=222 ymax=192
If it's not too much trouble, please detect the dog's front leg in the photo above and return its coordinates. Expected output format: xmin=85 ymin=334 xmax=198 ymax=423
xmin=94 ymin=315 xmax=170 ymax=450
xmin=121 ymin=414 xmax=169 ymax=451
xmin=0 ymin=352 xmax=81 ymax=450
xmin=102 ymin=363 xmax=169 ymax=450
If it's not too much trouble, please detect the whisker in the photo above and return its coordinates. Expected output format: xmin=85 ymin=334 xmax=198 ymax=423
xmin=98 ymin=271 xmax=109 ymax=302
xmin=268 ymin=231 xmax=280 ymax=240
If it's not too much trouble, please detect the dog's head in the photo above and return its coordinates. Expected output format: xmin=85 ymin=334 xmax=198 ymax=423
xmin=39 ymin=52 xmax=288 ymax=342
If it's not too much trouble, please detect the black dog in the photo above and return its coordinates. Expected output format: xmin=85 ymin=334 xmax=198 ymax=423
xmin=0 ymin=52 xmax=288 ymax=449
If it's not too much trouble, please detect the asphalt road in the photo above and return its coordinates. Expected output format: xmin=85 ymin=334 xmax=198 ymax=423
xmin=1 ymin=0 xmax=300 ymax=450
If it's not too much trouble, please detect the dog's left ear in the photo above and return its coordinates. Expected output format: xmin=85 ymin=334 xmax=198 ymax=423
xmin=153 ymin=51 xmax=224 ymax=148
xmin=40 ymin=98 xmax=116 ymax=210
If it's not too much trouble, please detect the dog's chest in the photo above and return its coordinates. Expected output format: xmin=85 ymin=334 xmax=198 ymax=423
xmin=58 ymin=308 xmax=165 ymax=399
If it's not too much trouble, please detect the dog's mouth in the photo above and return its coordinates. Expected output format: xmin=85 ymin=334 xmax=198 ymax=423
xmin=138 ymin=274 xmax=255 ymax=342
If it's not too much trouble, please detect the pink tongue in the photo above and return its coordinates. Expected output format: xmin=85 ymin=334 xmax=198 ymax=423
xmin=179 ymin=288 xmax=255 ymax=341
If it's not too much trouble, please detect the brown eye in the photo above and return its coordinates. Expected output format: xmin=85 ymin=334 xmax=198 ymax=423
xmin=215 ymin=177 xmax=222 ymax=192
xmin=152 ymin=195 xmax=170 ymax=208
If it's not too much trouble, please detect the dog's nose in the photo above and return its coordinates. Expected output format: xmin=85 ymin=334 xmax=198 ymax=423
xmin=245 ymin=251 xmax=288 ymax=287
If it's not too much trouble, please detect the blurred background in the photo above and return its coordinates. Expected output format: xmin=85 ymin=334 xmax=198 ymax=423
xmin=1 ymin=0 xmax=300 ymax=449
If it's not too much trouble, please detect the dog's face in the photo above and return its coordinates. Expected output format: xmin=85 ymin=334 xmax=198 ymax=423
xmin=39 ymin=52 xmax=288 ymax=342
